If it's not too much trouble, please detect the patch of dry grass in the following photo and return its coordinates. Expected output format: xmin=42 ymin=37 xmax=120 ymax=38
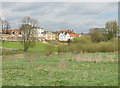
xmin=70 ymin=53 xmax=118 ymax=63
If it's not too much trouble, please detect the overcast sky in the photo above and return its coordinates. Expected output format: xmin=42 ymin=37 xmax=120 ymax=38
xmin=1 ymin=2 xmax=118 ymax=33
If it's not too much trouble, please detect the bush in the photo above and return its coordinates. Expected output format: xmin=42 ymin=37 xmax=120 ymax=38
xmin=72 ymin=36 xmax=92 ymax=44
xmin=82 ymin=43 xmax=100 ymax=53
xmin=98 ymin=42 xmax=115 ymax=52
xmin=57 ymin=37 xmax=119 ymax=54
xmin=45 ymin=44 xmax=55 ymax=56
xmin=68 ymin=44 xmax=76 ymax=53
xmin=109 ymin=38 xmax=118 ymax=51
xmin=57 ymin=44 xmax=69 ymax=54
xmin=74 ymin=43 xmax=83 ymax=53
xmin=91 ymin=31 xmax=107 ymax=43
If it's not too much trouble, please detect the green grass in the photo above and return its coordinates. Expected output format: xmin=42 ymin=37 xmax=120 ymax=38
xmin=2 ymin=41 xmax=49 ymax=53
xmin=2 ymin=41 xmax=24 ymax=50
xmin=2 ymin=53 xmax=118 ymax=86
xmin=1 ymin=41 xmax=118 ymax=86
xmin=2 ymin=50 xmax=24 ymax=56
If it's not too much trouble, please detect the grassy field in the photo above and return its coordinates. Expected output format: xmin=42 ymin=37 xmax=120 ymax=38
xmin=2 ymin=52 xmax=118 ymax=86
xmin=2 ymin=41 xmax=49 ymax=53
xmin=1 ymin=41 xmax=118 ymax=86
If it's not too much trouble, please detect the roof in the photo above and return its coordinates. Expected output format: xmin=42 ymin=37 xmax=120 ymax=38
xmin=75 ymin=34 xmax=80 ymax=36
xmin=70 ymin=33 xmax=76 ymax=37
xmin=60 ymin=30 xmax=74 ymax=33
xmin=60 ymin=31 xmax=65 ymax=33
xmin=11 ymin=29 xmax=21 ymax=32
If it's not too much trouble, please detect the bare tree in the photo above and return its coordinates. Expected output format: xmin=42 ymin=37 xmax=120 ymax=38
xmin=0 ymin=18 xmax=11 ymax=33
xmin=4 ymin=20 xmax=11 ymax=33
xmin=0 ymin=18 xmax=4 ymax=31
xmin=20 ymin=16 xmax=39 ymax=52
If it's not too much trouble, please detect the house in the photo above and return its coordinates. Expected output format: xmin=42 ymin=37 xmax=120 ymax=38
xmin=52 ymin=31 xmax=59 ymax=40
xmin=46 ymin=31 xmax=56 ymax=40
xmin=59 ymin=32 xmax=70 ymax=41
xmin=75 ymin=34 xmax=81 ymax=37
xmin=36 ymin=31 xmax=56 ymax=41
xmin=59 ymin=30 xmax=81 ymax=41
xmin=41 ymin=31 xmax=47 ymax=41
xmin=10 ymin=29 xmax=21 ymax=36
xmin=60 ymin=30 xmax=74 ymax=34
xmin=36 ymin=28 xmax=44 ymax=37
xmin=69 ymin=33 xmax=76 ymax=40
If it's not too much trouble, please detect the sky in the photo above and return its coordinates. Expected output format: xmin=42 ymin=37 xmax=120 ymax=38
xmin=1 ymin=2 xmax=118 ymax=33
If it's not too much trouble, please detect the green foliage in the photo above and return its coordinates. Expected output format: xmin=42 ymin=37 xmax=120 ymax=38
xmin=98 ymin=42 xmax=115 ymax=52
xmin=109 ymin=38 xmax=118 ymax=51
xmin=82 ymin=43 xmax=100 ymax=53
xmin=90 ymin=20 xmax=119 ymax=42
xmin=90 ymin=28 xmax=107 ymax=42
xmin=45 ymin=44 xmax=56 ymax=56
xmin=107 ymin=31 xmax=114 ymax=40
xmin=68 ymin=43 xmax=82 ymax=53
xmin=68 ymin=44 xmax=76 ymax=53
xmin=69 ymin=36 xmax=92 ymax=53
xmin=105 ymin=20 xmax=119 ymax=40
xmin=72 ymin=36 xmax=92 ymax=44
xmin=70 ymin=36 xmax=118 ymax=53
xmin=22 ymin=41 xmax=36 ymax=52
xmin=57 ymin=44 xmax=69 ymax=54
xmin=91 ymin=31 xmax=106 ymax=42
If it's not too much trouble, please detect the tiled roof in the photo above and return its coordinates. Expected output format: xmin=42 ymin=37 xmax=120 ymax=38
xmin=70 ymin=33 xmax=76 ymax=37
xmin=75 ymin=34 xmax=80 ymax=36
xmin=60 ymin=31 xmax=65 ymax=33
xmin=11 ymin=29 xmax=20 ymax=32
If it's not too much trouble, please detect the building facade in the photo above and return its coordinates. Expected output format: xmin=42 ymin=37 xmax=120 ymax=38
xmin=46 ymin=31 xmax=56 ymax=40
xmin=59 ymin=32 xmax=70 ymax=41
xmin=58 ymin=30 xmax=81 ymax=41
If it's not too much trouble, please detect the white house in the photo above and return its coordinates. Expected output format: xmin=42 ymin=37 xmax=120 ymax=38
xmin=36 ymin=28 xmax=44 ymax=37
xmin=59 ymin=32 xmax=70 ymax=41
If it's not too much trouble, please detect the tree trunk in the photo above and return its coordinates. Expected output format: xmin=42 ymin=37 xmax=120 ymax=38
xmin=24 ymin=47 xmax=28 ymax=52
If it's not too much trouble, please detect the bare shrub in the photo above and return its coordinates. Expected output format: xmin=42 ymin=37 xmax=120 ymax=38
xmin=45 ymin=44 xmax=55 ymax=56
